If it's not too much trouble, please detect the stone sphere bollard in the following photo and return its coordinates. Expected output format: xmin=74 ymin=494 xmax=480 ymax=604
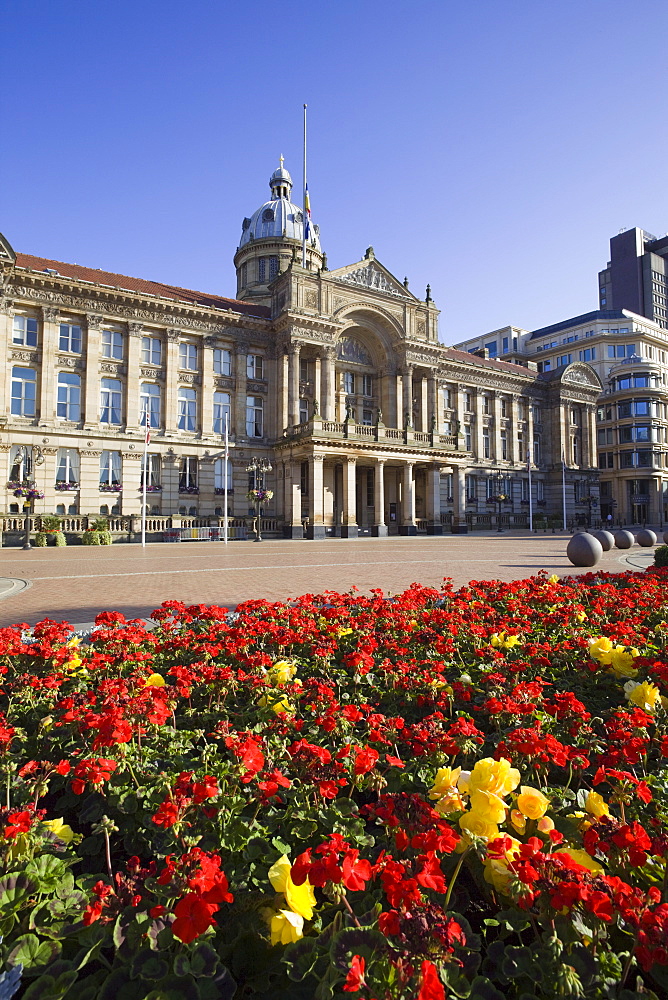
xmin=591 ymin=530 xmax=615 ymax=551
xmin=567 ymin=532 xmax=603 ymax=567
xmin=636 ymin=529 xmax=657 ymax=547
xmin=663 ymin=531 xmax=668 ymax=545
xmin=614 ymin=529 xmax=635 ymax=549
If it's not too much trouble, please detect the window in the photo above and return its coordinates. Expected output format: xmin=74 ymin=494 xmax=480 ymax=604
xmin=214 ymin=458 xmax=233 ymax=492
xmin=100 ymin=451 xmax=122 ymax=487
xmin=300 ymin=462 xmax=308 ymax=497
xmin=343 ymin=371 xmax=355 ymax=395
xmin=9 ymin=445 xmax=32 ymax=483
xmin=483 ymin=430 xmax=490 ymax=459
xmin=571 ymin=408 xmax=581 ymax=425
xmin=464 ymin=425 xmax=472 ymax=450
xmin=538 ymin=359 xmax=551 ymax=372
xmin=247 ymin=354 xmax=264 ymax=379
xmin=140 ymin=455 xmax=161 ymax=490
xmin=536 ymin=481 xmax=545 ymax=502
xmin=634 ymin=425 xmax=651 ymax=442
xmin=517 ymin=400 xmax=525 ymax=420
xmin=13 ymin=316 xmax=38 ymax=347
xmin=597 ymin=428 xmax=614 ymax=445
xmin=11 ymin=367 xmax=37 ymax=417
xmin=179 ymin=342 xmax=198 ymax=370
xmin=269 ymin=256 xmax=279 ymax=280
xmin=464 ymin=392 xmax=473 ymax=411
xmin=179 ymin=457 xmax=198 ymax=491
xmin=465 ymin=475 xmax=477 ymax=501
xmin=57 ymin=372 xmax=81 ymax=421
xmin=533 ymin=436 xmax=541 ymax=464
xmin=213 ymin=348 xmax=232 ymax=376
xmin=362 ymin=408 xmax=374 ymax=425
xmin=362 ymin=374 xmax=373 ymax=397
xmin=258 ymin=258 xmax=266 ymax=282
xmin=501 ymin=431 xmax=508 ymax=460
xmin=557 ymin=354 xmax=572 ymax=366
xmin=502 ymin=336 xmax=509 ymax=354
xmin=59 ymin=323 xmax=82 ymax=353
xmin=574 ymin=481 xmax=581 ymax=503
xmin=56 ymin=448 xmax=79 ymax=485
xmin=532 ymin=404 xmax=541 ymax=422
xmin=141 ymin=336 xmax=162 ymax=366
xmin=618 ymin=401 xmax=632 ymax=419
xmin=607 ymin=344 xmax=636 ymax=359
xmin=366 ymin=469 xmax=375 ymax=507
xmin=483 ymin=395 xmax=491 ymax=415
xmin=299 ymin=359 xmax=311 ymax=381
xmin=101 ymin=329 xmax=123 ymax=360
xmin=521 ymin=478 xmax=529 ymax=501
xmin=246 ymin=396 xmax=263 ymax=437
xmin=299 ymin=398 xmax=309 ymax=424
xmin=579 ymin=347 xmax=596 ymax=362
xmin=213 ymin=392 xmax=231 ymax=435
xmin=140 ymin=383 xmax=161 ymax=427
xmin=178 ymin=386 xmax=197 ymax=431
xmin=634 ymin=400 xmax=652 ymax=416
xmin=443 ymin=388 xmax=452 ymax=409
xmin=572 ymin=436 xmax=579 ymax=464
xmin=637 ymin=450 xmax=652 ymax=467
xmin=100 ymin=378 xmax=122 ymax=425
xmin=485 ymin=341 xmax=497 ymax=358
xmin=501 ymin=398 xmax=508 ymax=417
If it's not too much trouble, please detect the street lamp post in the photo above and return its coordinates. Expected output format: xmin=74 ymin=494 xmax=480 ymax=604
xmin=490 ymin=473 xmax=509 ymax=534
xmin=246 ymin=457 xmax=273 ymax=542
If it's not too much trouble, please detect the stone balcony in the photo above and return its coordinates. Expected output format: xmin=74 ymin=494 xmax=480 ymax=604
xmin=282 ymin=417 xmax=462 ymax=455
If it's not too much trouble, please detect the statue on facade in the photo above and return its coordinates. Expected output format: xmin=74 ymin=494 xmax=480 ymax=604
xmin=376 ymin=406 xmax=383 ymax=424
xmin=404 ymin=410 xmax=412 ymax=429
xmin=430 ymin=413 xmax=437 ymax=431
xmin=312 ymin=398 xmax=320 ymax=416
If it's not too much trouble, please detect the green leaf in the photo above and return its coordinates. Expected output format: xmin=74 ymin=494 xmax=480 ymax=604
xmin=0 ymin=873 xmax=36 ymax=912
xmin=130 ymin=950 xmax=170 ymax=981
xmin=189 ymin=943 xmax=219 ymax=979
xmin=330 ymin=927 xmax=387 ymax=971
xmin=143 ymin=974 xmax=200 ymax=1000
xmin=282 ymin=938 xmax=318 ymax=981
xmin=7 ymin=934 xmax=62 ymax=974
xmin=98 ymin=969 xmax=147 ymax=1000
xmin=469 ymin=978 xmax=507 ymax=1000
xmin=173 ymin=954 xmax=191 ymax=978
xmin=21 ymin=969 xmax=78 ymax=1000
xmin=25 ymin=856 xmax=69 ymax=892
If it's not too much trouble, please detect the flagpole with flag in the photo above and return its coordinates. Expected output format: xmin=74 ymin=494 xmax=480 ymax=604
xmin=141 ymin=407 xmax=150 ymax=548
xmin=223 ymin=411 xmax=229 ymax=545
xmin=562 ymin=446 xmax=568 ymax=531
xmin=302 ymin=103 xmax=308 ymax=269
xmin=527 ymin=446 xmax=533 ymax=532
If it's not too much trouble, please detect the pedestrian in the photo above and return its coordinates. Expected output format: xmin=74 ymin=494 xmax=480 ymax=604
xmin=606 ymin=512 xmax=613 ymax=528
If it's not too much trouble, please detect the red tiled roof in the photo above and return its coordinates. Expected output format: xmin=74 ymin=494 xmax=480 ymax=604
xmin=445 ymin=347 xmax=535 ymax=376
xmin=14 ymin=253 xmax=270 ymax=319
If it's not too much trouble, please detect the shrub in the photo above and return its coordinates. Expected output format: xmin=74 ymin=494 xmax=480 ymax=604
xmin=98 ymin=530 xmax=112 ymax=545
xmin=654 ymin=543 xmax=668 ymax=566
xmin=54 ymin=530 xmax=67 ymax=546
xmin=82 ymin=530 xmax=101 ymax=545
xmin=34 ymin=532 xmax=47 ymax=546
xmin=41 ymin=514 xmax=62 ymax=531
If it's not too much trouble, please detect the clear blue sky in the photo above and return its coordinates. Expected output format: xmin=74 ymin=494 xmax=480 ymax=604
xmin=2 ymin=0 xmax=666 ymax=342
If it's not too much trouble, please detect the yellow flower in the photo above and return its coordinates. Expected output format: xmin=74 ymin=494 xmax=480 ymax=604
xmin=64 ymin=655 xmax=83 ymax=671
xmin=429 ymin=767 xmax=462 ymax=800
xmin=459 ymin=811 xmax=499 ymax=842
xmin=575 ymin=611 xmax=587 ymax=623
xmin=588 ymin=636 xmax=614 ymax=663
xmin=608 ymin=646 xmax=640 ymax=678
xmin=553 ymin=848 xmax=604 ymax=874
xmin=468 ymin=757 xmax=520 ymax=798
xmin=509 ymin=809 xmax=526 ymax=835
xmin=516 ymin=786 xmax=550 ymax=821
xmin=259 ymin=695 xmax=295 ymax=716
xmin=469 ymin=789 xmax=508 ymax=825
xmin=490 ymin=631 xmax=521 ymax=650
xmin=42 ymin=818 xmax=74 ymax=844
xmin=144 ymin=673 xmax=166 ymax=687
xmin=434 ymin=791 xmax=466 ymax=815
xmin=547 ymin=574 xmax=559 ymax=584
xmin=66 ymin=636 xmax=83 ymax=648
xmin=268 ymin=856 xmax=316 ymax=920
xmin=482 ymin=837 xmax=521 ymax=893
xmin=537 ymin=815 xmax=555 ymax=834
xmin=337 ymin=628 xmax=353 ymax=637
xmin=267 ymin=661 xmax=297 ymax=685
xmin=585 ymin=791 xmax=610 ymax=819
xmin=626 ymin=680 xmax=661 ymax=712
xmin=270 ymin=909 xmax=304 ymax=945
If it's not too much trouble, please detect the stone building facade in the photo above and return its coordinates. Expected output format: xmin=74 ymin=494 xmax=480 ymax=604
xmin=0 ymin=163 xmax=601 ymax=536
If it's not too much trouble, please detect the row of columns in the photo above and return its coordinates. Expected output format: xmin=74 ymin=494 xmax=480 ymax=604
xmin=280 ymin=457 xmax=470 ymax=538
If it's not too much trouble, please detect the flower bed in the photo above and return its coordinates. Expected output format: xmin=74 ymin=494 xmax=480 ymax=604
xmin=1 ymin=569 xmax=667 ymax=999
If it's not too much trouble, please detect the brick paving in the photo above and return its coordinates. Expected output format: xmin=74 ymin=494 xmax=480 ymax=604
xmin=0 ymin=532 xmax=651 ymax=628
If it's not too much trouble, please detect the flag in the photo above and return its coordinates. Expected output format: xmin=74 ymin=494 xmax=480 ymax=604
xmin=144 ymin=407 xmax=151 ymax=446
xmin=304 ymin=184 xmax=311 ymax=239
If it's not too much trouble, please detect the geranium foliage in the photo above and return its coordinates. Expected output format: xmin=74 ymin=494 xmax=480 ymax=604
xmin=1 ymin=568 xmax=668 ymax=999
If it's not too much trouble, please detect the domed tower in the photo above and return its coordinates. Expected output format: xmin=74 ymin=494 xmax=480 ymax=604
xmin=234 ymin=159 xmax=324 ymax=303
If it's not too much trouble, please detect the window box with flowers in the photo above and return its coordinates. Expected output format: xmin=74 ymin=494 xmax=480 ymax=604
xmin=99 ymin=484 xmax=123 ymax=493
xmin=179 ymin=486 xmax=200 ymax=495
xmin=140 ymin=485 xmax=163 ymax=493
xmin=214 ymin=487 xmax=234 ymax=495
xmin=55 ymin=482 xmax=80 ymax=492
xmin=13 ymin=484 xmax=45 ymax=501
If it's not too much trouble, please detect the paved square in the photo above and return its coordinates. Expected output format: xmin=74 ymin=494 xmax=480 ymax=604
xmin=0 ymin=532 xmax=649 ymax=628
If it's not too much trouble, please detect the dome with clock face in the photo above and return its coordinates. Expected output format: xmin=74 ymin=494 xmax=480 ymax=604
xmin=239 ymin=160 xmax=321 ymax=253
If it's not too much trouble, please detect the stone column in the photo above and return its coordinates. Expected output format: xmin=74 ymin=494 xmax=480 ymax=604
xmin=452 ymin=465 xmax=468 ymax=533
xmin=313 ymin=356 xmax=322 ymax=418
xmin=322 ymin=347 xmax=336 ymax=421
xmin=509 ymin=395 xmax=519 ymax=464
xmin=420 ymin=376 xmax=429 ymax=432
xmin=474 ymin=391 xmax=485 ymax=461
xmin=341 ymin=456 xmax=358 ymax=538
xmin=39 ymin=307 xmax=59 ymax=426
xmin=162 ymin=451 xmax=180 ymax=515
xmin=429 ymin=375 xmax=440 ymax=434
xmin=83 ymin=314 xmax=103 ymax=430
xmin=121 ymin=451 xmax=143 ymax=515
xmin=455 ymin=387 xmax=467 ymax=450
xmin=399 ymin=462 xmax=416 ymax=534
xmin=426 ymin=465 xmax=443 ymax=534
xmin=201 ymin=336 xmax=216 ymax=439
xmin=126 ymin=323 xmax=143 ymax=433
xmin=279 ymin=350 xmax=289 ymax=432
xmin=395 ymin=372 xmax=404 ymax=429
xmin=288 ymin=343 xmax=301 ymax=426
xmin=307 ymin=454 xmax=326 ymax=539
xmin=234 ymin=342 xmax=249 ymax=441
xmin=164 ymin=331 xmax=180 ymax=434
xmin=492 ymin=394 xmax=503 ymax=462
xmin=372 ymin=458 xmax=387 ymax=536
xmin=284 ymin=461 xmax=303 ymax=538
xmin=402 ymin=366 xmax=413 ymax=428
xmin=198 ymin=454 xmax=216 ymax=513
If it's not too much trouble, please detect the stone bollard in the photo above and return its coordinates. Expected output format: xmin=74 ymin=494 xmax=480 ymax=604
xmin=614 ymin=529 xmax=635 ymax=549
xmin=567 ymin=532 xmax=603 ymax=567
xmin=663 ymin=531 xmax=668 ymax=545
xmin=591 ymin=530 xmax=615 ymax=551
xmin=636 ymin=529 xmax=657 ymax=547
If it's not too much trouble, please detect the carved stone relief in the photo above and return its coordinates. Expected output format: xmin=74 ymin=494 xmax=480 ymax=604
xmin=100 ymin=363 xmax=126 ymax=375
xmin=336 ymin=263 xmax=409 ymax=298
xmin=10 ymin=350 xmax=38 ymax=362
xmin=178 ymin=372 xmax=201 ymax=385
xmin=140 ymin=367 xmax=165 ymax=380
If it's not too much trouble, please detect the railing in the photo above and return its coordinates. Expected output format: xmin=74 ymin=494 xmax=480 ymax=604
xmin=286 ymin=420 xmax=462 ymax=451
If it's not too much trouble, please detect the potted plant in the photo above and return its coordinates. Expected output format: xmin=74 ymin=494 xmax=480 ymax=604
xmin=40 ymin=514 xmax=67 ymax=546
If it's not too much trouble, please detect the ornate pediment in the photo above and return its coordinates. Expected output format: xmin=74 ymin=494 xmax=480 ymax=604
xmin=0 ymin=232 xmax=16 ymax=267
xmin=561 ymin=362 xmax=601 ymax=389
xmin=330 ymin=258 xmax=414 ymax=299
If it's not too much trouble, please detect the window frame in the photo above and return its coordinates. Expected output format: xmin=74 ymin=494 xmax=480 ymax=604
xmin=11 ymin=367 xmax=37 ymax=417
xmin=100 ymin=378 xmax=123 ymax=425
xmin=57 ymin=371 xmax=81 ymax=422
xmin=101 ymin=329 xmax=123 ymax=360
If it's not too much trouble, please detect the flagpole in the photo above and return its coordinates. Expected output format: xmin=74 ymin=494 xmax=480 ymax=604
xmin=527 ymin=447 xmax=533 ymax=533
xmin=141 ymin=409 xmax=149 ymax=548
xmin=562 ymin=448 xmax=567 ymax=532
xmin=223 ymin=411 xmax=229 ymax=546
xmin=302 ymin=103 xmax=307 ymax=269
